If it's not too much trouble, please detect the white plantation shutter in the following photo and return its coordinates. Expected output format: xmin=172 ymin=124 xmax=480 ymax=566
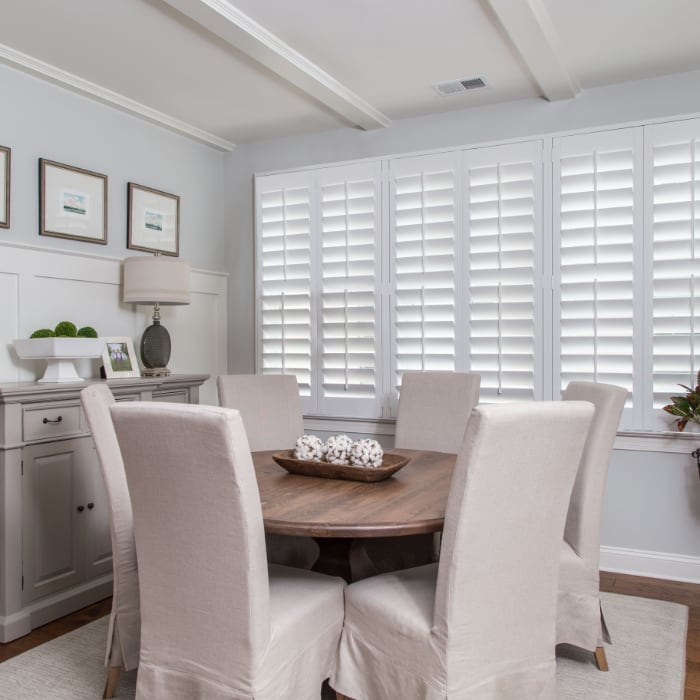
xmin=254 ymin=118 xmax=700 ymax=431
xmin=389 ymin=152 xmax=460 ymax=413
xmin=317 ymin=163 xmax=382 ymax=417
xmin=464 ymin=141 xmax=542 ymax=402
xmin=256 ymin=172 xmax=314 ymax=406
xmin=647 ymin=119 xmax=700 ymax=430
xmin=553 ymin=128 xmax=642 ymax=426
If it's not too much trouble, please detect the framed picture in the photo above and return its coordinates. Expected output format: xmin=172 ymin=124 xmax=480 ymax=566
xmin=39 ymin=158 xmax=107 ymax=244
xmin=101 ymin=337 xmax=141 ymax=379
xmin=0 ymin=146 xmax=9 ymax=228
xmin=127 ymin=182 xmax=180 ymax=256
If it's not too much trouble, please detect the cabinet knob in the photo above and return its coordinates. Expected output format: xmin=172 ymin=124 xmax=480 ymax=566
xmin=42 ymin=416 xmax=63 ymax=424
xmin=76 ymin=505 xmax=85 ymax=512
xmin=87 ymin=502 xmax=95 ymax=510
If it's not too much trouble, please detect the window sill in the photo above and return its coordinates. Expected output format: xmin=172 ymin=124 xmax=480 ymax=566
xmin=304 ymin=415 xmax=700 ymax=454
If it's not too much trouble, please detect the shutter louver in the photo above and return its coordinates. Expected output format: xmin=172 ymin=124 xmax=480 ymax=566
xmin=319 ymin=164 xmax=381 ymax=416
xmin=554 ymin=130 xmax=639 ymax=409
xmin=465 ymin=143 xmax=541 ymax=402
xmin=649 ymin=122 xmax=700 ymax=424
xmin=390 ymin=154 xmax=459 ymax=403
xmin=257 ymin=177 xmax=313 ymax=398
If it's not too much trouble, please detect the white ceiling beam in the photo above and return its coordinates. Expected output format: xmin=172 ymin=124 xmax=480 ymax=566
xmin=483 ymin=0 xmax=581 ymax=101
xmin=160 ymin=0 xmax=391 ymax=130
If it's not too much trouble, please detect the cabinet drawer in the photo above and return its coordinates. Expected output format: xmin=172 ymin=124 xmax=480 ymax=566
xmin=153 ymin=389 xmax=188 ymax=403
xmin=23 ymin=404 xmax=83 ymax=442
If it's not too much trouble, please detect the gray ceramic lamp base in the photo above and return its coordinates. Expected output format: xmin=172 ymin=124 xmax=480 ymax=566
xmin=140 ymin=320 xmax=172 ymax=376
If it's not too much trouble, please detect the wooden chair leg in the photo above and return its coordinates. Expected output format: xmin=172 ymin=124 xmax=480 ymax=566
xmin=594 ymin=645 xmax=609 ymax=672
xmin=102 ymin=665 xmax=122 ymax=698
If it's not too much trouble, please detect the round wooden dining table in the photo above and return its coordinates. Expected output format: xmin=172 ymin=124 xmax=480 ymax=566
xmin=252 ymin=448 xmax=456 ymax=581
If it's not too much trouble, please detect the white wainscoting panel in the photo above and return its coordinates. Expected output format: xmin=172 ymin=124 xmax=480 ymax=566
xmin=0 ymin=243 xmax=227 ymax=403
xmin=0 ymin=271 xmax=20 ymax=382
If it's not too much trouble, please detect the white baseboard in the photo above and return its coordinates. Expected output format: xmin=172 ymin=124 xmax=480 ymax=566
xmin=600 ymin=545 xmax=700 ymax=584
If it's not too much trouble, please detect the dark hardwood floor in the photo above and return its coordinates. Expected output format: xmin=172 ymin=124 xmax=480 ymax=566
xmin=0 ymin=573 xmax=698 ymax=697
xmin=0 ymin=597 xmax=111 ymax=663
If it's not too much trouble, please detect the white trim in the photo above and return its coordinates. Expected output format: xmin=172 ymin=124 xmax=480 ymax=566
xmin=305 ymin=414 xmax=700 ymax=454
xmin=160 ymin=0 xmax=391 ymax=131
xmin=600 ymin=545 xmax=700 ymax=584
xmin=255 ymin=114 xmax=700 ymax=180
xmin=0 ymin=240 xmax=229 ymax=280
xmin=0 ymin=43 xmax=235 ymax=152
xmin=615 ymin=430 xmax=700 ymax=453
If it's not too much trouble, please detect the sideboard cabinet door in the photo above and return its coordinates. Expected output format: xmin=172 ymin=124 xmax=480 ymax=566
xmin=22 ymin=437 xmax=111 ymax=603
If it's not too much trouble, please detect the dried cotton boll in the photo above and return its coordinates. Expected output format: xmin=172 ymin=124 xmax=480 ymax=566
xmin=294 ymin=434 xmax=326 ymax=461
xmin=324 ymin=434 xmax=354 ymax=465
xmin=349 ymin=438 xmax=384 ymax=468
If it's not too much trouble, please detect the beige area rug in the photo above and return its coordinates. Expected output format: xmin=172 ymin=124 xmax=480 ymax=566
xmin=0 ymin=592 xmax=686 ymax=699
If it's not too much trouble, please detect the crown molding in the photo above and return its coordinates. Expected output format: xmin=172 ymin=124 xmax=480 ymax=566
xmin=0 ymin=43 xmax=236 ymax=152
xmin=161 ymin=0 xmax=391 ymax=131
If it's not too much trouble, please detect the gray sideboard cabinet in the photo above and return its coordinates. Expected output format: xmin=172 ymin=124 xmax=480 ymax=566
xmin=0 ymin=374 xmax=209 ymax=642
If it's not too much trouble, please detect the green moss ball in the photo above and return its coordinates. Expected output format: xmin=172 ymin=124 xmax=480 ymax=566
xmin=77 ymin=326 xmax=98 ymax=338
xmin=30 ymin=328 xmax=56 ymax=338
xmin=54 ymin=321 xmax=78 ymax=337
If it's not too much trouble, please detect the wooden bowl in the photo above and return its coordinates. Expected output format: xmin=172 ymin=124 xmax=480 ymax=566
xmin=271 ymin=450 xmax=410 ymax=482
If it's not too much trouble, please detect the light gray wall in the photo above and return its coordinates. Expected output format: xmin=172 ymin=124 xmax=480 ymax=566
xmin=226 ymin=69 xmax=700 ymax=577
xmin=1 ymin=62 xmax=227 ymax=272
xmin=0 ymin=63 xmax=230 ymax=403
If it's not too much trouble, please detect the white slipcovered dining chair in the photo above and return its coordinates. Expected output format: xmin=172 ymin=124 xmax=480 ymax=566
xmin=111 ymin=401 xmax=346 ymax=699
xmin=558 ymin=381 xmax=628 ymax=671
xmin=217 ymin=373 xmax=319 ymax=569
xmin=364 ymin=371 xmax=482 ymax=574
xmin=332 ymin=401 xmax=594 ymax=700
xmin=394 ymin=371 xmax=482 ymax=453
xmin=80 ymin=384 xmax=140 ymax=699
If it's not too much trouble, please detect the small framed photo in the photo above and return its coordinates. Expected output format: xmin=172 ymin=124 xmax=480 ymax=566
xmin=39 ymin=158 xmax=107 ymax=244
xmin=127 ymin=182 xmax=180 ymax=256
xmin=0 ymin=145 xmax=10 ymax=228
xmin=102 ymin=337 xmax=141 ymax=379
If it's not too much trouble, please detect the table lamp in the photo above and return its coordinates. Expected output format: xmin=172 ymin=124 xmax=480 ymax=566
xmin=122 ymin=254 xmax=190 ymax=376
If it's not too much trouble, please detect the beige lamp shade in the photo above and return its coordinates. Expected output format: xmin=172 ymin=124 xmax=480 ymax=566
xmin=122 ymin=255 xmax=190 ymax=306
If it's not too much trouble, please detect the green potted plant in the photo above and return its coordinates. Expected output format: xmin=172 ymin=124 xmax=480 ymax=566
xmin=663 ymin=369 xmax=700 ymax=431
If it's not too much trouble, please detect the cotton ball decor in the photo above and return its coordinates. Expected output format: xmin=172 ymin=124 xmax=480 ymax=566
xmin=293 ymin=434 xmax=326 ymax=461
xmin=349 ymin=438 xmax=384 ymax=468
xmin=324 ymin=434 xmax=354 ymax=465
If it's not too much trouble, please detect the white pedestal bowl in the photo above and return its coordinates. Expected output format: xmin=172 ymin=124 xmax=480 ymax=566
xmin=13 ymin=337 xmax=104 ymax=383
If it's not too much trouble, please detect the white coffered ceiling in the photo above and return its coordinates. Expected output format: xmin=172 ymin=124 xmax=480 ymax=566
xmin=1 ymin=0 xmax=699 ymax=151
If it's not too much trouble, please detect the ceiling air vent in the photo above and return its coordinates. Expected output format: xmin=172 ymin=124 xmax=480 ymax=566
xmin=434 ymin=77 xmax=487 ymax=97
